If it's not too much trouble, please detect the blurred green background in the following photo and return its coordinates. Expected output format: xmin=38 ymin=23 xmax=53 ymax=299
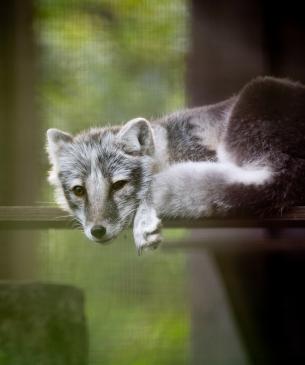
xmin=36 ymin=0 xmax=187 ymax=135
xmin=0 ymin=0 xmax=248 ymax=364
xmin=36 ymin=1 xmax=190 ymax=364
xmin=1 ymin=0 xmax=304 ymax=363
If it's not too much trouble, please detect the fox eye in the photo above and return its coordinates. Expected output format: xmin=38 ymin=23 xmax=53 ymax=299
xmin=72 ymin=185 xmax=85 ymax=197
xmin=112 ymin=180 xmax=128 ymax=192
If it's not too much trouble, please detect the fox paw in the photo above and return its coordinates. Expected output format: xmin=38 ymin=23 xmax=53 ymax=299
xmin=133 ymin=205 xmax=162 ymax=255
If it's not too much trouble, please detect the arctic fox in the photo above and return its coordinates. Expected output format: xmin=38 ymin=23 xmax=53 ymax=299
xmin=47 ymin=77 xmax=305 ymax=253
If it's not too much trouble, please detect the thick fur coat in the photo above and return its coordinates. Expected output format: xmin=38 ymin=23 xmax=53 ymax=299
xmin=47 ymin=76 xmax=305 ymax=252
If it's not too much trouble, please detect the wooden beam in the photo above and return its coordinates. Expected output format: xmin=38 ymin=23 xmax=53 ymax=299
xmin=0 ymin=206 xmax=305 ymax=229
xmin=0 ymin=206 xmax=72 ymax=229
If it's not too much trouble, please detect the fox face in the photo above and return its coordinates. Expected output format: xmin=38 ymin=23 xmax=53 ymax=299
xmin=46 ymin=118 xmax=155 ymax=244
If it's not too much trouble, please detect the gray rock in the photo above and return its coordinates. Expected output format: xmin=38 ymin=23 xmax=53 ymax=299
xmin=0 ymin=282 xmax=88 ymax=365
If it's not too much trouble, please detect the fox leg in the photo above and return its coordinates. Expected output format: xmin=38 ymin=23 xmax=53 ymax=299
xmin=133 ymin=200 xmax=162 ymax=255
xmin=152 ymin=160 xmax=275 ymax=218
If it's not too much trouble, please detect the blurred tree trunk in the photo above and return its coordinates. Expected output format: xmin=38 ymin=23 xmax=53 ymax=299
xmin=0 ymin=0 xmax=40 ymax=278
xmin=187 ymin=0 xmax=305 ymax=364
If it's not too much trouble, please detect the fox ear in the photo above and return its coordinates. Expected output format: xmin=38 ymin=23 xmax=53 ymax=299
xmin=117 ymin=117 xmax=154 ymax=156
xmin=46 ymin=128 xmax=73 ymax=165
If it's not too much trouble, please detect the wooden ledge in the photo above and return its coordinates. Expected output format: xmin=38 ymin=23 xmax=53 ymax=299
xmin=0 ymin=206 xmax=305 ymax=230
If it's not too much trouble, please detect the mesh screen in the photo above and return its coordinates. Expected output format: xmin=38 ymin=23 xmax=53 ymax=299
xmin=36 ymin=1 xmax=190 ymax=364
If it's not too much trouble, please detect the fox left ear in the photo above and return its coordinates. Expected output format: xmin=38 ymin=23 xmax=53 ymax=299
xmin=46 ymin=128 xmax=73 ymax=165
xmin=117 ymin=117 xmax=155 ymax=156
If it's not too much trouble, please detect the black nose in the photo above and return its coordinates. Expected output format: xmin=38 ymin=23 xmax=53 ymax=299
xmin=91 ymin=225 xmax=106 ymax=239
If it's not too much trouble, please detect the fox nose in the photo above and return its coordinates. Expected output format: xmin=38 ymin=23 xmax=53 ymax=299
xmin=91 ymin=225 xmax=106 ymax=239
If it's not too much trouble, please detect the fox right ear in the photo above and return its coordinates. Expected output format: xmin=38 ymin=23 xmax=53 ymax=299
xmin=46 ymin=128 xmax=73 ymax=165
xmin=117 ymin=117 xmax=155 ymax=156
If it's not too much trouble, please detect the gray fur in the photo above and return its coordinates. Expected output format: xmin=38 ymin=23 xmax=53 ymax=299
xmin=47 ymin=76 xmax=305 ymax=252
xmin=47 ymin=122 xmax=154 ymax=248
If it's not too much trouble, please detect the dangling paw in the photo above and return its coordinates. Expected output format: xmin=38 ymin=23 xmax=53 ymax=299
xmin=133 ymin=204 xmax=162 ymax=255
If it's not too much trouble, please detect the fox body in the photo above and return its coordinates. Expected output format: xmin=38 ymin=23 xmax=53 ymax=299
xmin=47 ymin=77 xmax=305 ymax=253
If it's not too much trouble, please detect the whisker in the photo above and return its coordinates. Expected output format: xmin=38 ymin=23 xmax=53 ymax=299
xmin=71 ymin=224 xmax=83 ymax=230
xmin=70 ymin=217 xmax=83 ymax=230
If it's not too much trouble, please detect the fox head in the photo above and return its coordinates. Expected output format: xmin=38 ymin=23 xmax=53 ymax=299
xmin=46 ymin=118 xmax=155 ymax=243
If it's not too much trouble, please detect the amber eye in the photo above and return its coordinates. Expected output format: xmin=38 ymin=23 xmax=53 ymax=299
xmin=112 ymin=180 xmax=128 ymax=192
xmin=72 ymin=185 xmax=85 ymax=197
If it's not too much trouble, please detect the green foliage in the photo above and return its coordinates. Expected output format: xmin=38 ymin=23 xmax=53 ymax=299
xmin=36 ymin=0 xmax=188 ymax=132
xmin=37 ymin=231 xmax=190 ymax=365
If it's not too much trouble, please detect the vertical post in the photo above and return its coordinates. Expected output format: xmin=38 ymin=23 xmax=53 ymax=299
xmin=186 ymin=0 xmax=263 ymax=106
xmin=0 ymin=0 xmax=40 ymax=278
xmin=187 ymin=0 xmax=305 ymax=364
xmin=186 ymin=0 xmax=263 ymax=364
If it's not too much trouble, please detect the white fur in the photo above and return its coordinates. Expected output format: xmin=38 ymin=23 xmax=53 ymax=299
xmin=153 ymin=159 xmax=272 ymax=218
xmin=152 ymin=124 xmax=169 ymax=171
xmin=192 ymin=112 xmax=221 ymax=150
xmin=133 ymin=201 xmax=162 ymax=254
xmin=217 ymin=144 xmax=271 ymax=184
xmin=46 ymin=96 xmax=273 ymax=253
xmin=192 ymin=99 xmax=235 ymax=151
xmin=117 ymin=117 xmax=154 ymax=155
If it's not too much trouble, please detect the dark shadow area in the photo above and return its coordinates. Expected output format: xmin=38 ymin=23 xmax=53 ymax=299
xmin=187 ymin=0 xmax=305 ymax=364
